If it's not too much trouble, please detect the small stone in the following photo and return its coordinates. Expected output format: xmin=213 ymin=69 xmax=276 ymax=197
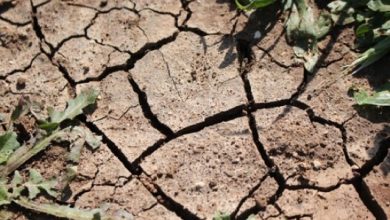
xmin=292 ymin=152 xmax=298 ymax=158
xmin=194 ymin=181 xmax=205 ymax=191
xmin=254 ymin=31 xmax=261 ymax=39
xmin=312 ymin=160 xmax=321 ymax=170
xmin=351 ymin=165 xmax=360 ymax=171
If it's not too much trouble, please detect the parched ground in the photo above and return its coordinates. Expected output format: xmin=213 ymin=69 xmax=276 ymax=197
xmin=0 ymin=0 xmax=389 ymax=219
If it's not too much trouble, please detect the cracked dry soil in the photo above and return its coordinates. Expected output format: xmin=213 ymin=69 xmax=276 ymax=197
xmin=0 ymin=0 xmax=389 ymax=219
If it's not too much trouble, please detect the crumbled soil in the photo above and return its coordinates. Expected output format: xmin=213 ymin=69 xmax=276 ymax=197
xmin=0 ymin=0 xmax=389 ymax=219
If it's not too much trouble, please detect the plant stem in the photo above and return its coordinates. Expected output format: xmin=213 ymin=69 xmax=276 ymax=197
xmin=0 ymin=130 xmax=63 ymax=176
xmin=13 ymin=197 xmax=107 ymax=220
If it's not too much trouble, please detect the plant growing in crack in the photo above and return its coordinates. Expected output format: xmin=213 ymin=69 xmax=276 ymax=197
xmin=0 ymin=89 xmax=129 ymax=219
xmin=236 ymin=0 xmax=390 ymax=73
xmin=236 ymin=0 xmax=390 ymax=106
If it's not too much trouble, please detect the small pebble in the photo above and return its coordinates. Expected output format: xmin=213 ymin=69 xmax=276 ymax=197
xmin=194 ymin=181 xmax=205 ymax=191
xmin=254 ymin=31 xmax=262 ymax=39
xmin=312 ymin=160 xmax=321 ymax=170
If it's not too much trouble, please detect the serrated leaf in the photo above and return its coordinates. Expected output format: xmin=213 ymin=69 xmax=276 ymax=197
xmin=368 ymin=0 xmax=390 ymax=12
xmin=0 ymin=132 xmax=21 ymax=164
xmin=328 ymin=0 xmax=356 ymax=25
xmin=25 ymin=169 xmax=57 ymax=199
xmin=51 ymin=89 xmax=98 ymax=124
xmin=85 ymin=130 xmax=102 ymax=150
xmin=354 ymin=85 xmax=390 ymax=106
xmin=10 ymin=171 xmax=23 ymax=197
xmin=11 ymin=171 xmax=22 ymax=185
xmin=68 ymin=138 xmax=85 ymax=164
xmin=28 ymin=169 xmax=43 ymax=184
xmin=286 ymin=0 xmax=331 ymax=72
xmin=0 ymin=129 xmax=64 ymax=176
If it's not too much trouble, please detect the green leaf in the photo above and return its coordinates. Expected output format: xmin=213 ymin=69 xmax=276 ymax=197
xmin=349 ymin=37 xmax=390 ymax=74
xmin=328 ymin=1 xmax=356 ymax=25
xmin=38 ymin=121 xmax=60 ymax=133
xmin=286 ymin=0 xmax=331 ymax=72
xmin=0 ymin=132 xmax=21 ymax=164
xmin=10 ymin=171 xmax=23 ymax=197
xmin=213 ymin=211 xmax=230 ymax=220
xmin=356 ymin=23 xmax=372 ymax=37
xmin=68 ymin=138 xmax=85 ymax=164
xmin=368 ymin=0 xmax=390 ymax=12
xmin=235 ymin=0 xmax=276 ymax=10
xmin=11 ymin=171 xmax=22 ymax=186
xmin=0 ymin=185 xmax=10 ymax=206
xmin=0 ymin=130 xmax=62 ymax=176
xmin=354 ymin=85 xmax=390 ymax=106
xmin=14 ymin=197 xmax=116 ymax=220
xmin=25 ymin=169 xmax=58 ymax=199
xmin=51 ymin=89 xmax=98 ymax=124
xmin=39 ymin=89 xmax=99 ymax=132
xmin=85 ymin=129 xmax=102 ymax=150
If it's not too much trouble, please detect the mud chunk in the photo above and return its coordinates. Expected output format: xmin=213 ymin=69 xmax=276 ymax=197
xmin=16 ymin=77 xmax=26 ymax=90
xmin=99 ymin=0 xmax=107 ymax=7
xmin=209 ymin=181 xmax=217 ymax=191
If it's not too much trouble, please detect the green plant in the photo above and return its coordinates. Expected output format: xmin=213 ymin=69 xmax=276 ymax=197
xmin=0 ymin=169 xmax=113 ymax=219
xmin=213 ymin=211 xmax=231 ymax=220
xmin=235 ymin=0 xmax=390 ymax=74
xmin=0 ymin=89 xmax=100 ymax=176
xmin=0 ymin=89 xmax=127 ymax=219
xmin=213 ymin=211 xmax=255 ymax=220
xmin=353 ymin=82 xmax=390 ymax=106
xmin=235 ymin=0 xmax=277 ymax=10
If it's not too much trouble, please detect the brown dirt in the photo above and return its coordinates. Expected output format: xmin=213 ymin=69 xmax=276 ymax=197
xmin=0 ymin=0 xmax=389 ymax=219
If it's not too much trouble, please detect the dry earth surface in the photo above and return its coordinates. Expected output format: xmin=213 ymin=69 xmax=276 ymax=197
xmin=0 ymin=0 xmax=389 ymax=219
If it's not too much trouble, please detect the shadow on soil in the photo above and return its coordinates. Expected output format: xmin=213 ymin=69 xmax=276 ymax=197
xmin=217 ymin=2 xmax=282 ymax=69
xmin=352 ymin=56 xmax=390 ymax=120
xmin=352 ymin=56 xmax=390 ymax=176
xmin=370 ymin=126 xmax=390 ymax=175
